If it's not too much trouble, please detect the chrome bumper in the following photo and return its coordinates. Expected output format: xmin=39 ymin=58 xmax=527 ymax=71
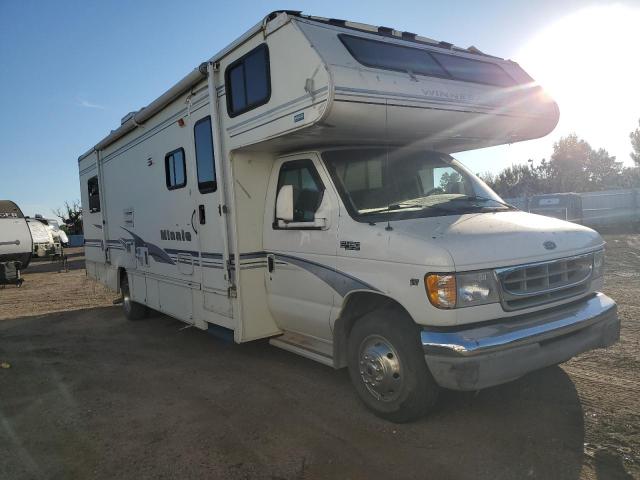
xmin=421 ymin=293 xmax=619 ymax=390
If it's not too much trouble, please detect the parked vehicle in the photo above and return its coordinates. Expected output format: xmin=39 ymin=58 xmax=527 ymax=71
xmin=78 ymin=11 xmax=619 ymax=422
xmin=531 ymin=189 xmax=640 ymax=230
xmin=26 ymin=218 xmax=61 ymax=258
xmin=530 ymin=193 xmax=583 ymax=223
xmin=0 ymin=200 xmax=33 ymax=269
xmin=33 ymin=216 xmax=70 ymax=247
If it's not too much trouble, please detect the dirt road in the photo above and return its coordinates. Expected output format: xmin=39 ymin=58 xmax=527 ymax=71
xmin=0 ymin=239 xmax=638 ymax=479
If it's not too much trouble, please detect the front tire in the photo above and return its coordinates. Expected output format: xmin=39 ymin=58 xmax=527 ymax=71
xmin=347 ymin=309 xmax=439 ymax=422
xmin=120 ymin=272 xmax=148 ymax=320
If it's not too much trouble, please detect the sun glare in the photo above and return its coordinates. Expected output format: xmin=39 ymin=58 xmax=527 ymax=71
xmin=517 ymin=4 xmax=640 ymax=163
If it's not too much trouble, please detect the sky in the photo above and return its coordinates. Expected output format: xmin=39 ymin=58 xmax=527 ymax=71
xmin=1 ymin=0 xmax=639 ymax=217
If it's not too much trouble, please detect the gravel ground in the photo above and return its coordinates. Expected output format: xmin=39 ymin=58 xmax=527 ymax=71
xmin=0 ymin=239 xmax=638 ymax=479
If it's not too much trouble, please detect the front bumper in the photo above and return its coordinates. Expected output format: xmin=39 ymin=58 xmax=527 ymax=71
xmin=421 ymin=293 xmax=619 ymax=390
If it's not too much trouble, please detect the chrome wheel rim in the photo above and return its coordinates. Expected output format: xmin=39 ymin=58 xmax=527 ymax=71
xmin=358 ymin=335 xmax=404 ymax=402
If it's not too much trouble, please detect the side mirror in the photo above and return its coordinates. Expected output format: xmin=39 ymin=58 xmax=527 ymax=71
xmin=276 ymin=185 xmax=294 ymax=222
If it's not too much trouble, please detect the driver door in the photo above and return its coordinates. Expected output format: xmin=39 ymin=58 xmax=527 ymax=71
xmin=263 ymin=154 xmax=339 ymax=341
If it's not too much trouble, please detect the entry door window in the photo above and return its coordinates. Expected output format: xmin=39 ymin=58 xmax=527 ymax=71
xmin=193 ymin=116 xmax=216 ymax=193
xmin=276 ymin=160 xmax=325 ymax=223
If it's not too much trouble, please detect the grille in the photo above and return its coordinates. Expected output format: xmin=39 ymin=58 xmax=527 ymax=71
xmin=496 ymin=253 xmax=593 ymax=310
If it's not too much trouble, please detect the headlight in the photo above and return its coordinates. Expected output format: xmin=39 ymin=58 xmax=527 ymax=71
xmin=593 ymin=250 xmax=605 ymax=279
xmin=425 ymin=270 xmax=499 ymax=309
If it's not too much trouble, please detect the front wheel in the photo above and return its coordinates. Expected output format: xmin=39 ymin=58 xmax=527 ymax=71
xmin=121 ymin=272 xmax=148 ymax=320
xmin=347 ymin=310 xmax=439 ymax=422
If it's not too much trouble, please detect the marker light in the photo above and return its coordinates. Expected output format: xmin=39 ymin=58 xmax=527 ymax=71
xmin=425 ymin=274 xmax=457 ymax=309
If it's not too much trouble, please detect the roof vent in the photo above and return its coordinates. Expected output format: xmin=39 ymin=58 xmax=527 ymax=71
xmin=121 ymin=112 xmax=136 ymax=125
xmin=328 ymin=18 xmax=346 ymax=26
xmin=438 ymin=41 xmax=454 ymax=49
xmin=401 ymin=31 xmax=417 ymax=40
xmin=377 ymin=26 xmax=394 ymax=36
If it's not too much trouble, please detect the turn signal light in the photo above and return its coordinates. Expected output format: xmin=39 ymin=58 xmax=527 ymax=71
xmin=425 ymin=274 xmax=457 ymax=309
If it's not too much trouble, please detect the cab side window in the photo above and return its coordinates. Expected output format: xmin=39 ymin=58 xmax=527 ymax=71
xmin=276 ymin=160 xmax=324 ymax=223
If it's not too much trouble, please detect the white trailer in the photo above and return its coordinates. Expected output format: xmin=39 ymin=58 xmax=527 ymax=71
xmin=26 ymin=218 xmax=61 ymax=257
xmin=0 ymin=200 xmax=33 ymax=269
xmin=78 ymin=11 xmax=618 ymax=422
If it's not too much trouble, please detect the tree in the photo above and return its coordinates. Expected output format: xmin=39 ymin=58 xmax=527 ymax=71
xmin=584 ymin=148 xmax=623 ymax=190
xmin=53 ymin=200 xmax=83 ymax=235
xmin=485 ymin=163 xmax=542 ymax=198
xmin=481 ymin=133 xmax=630 ymax=197
xmin=439 ymin=171 xmax=463 ymax=191
xmin=548 ymin=134 xmax=591 ymax=192
xmin=631 ymin=119 xmax=640 ymax=166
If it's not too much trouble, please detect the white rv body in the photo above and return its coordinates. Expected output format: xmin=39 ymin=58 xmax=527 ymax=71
xmin=78 ymin=12 xmax=618 ymax=420
xmin=0 ymin=201 xmax=33 ymax=269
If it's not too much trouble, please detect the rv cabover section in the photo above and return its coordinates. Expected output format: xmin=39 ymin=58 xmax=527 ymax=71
xmin=0 ymin=200 xmax=33 ymax=269
xmin=79 ymin=11 xmax=616 ymax=422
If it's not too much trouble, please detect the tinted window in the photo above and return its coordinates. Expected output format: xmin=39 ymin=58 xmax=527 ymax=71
xmin=88 ymin=176 xmax=100 ymax=213
xmin=193 ymin=116 xmax=216 ymax=193
xmin=276 ymin=160 xmax=324 ymax=223
xmin=340 ymin=35 xmax=447 ymax=78
xmin=431 ymin=52 xmax=515 ymax=87
xmin=228 ymin=66 xmax=246 ymax=113
xmin=0 ymin=201 xmax=23 ymax=218
xmin=225 ymin=44 xmax=271 ymax=117
xmin=339 ymin=34 xmax=516 ymax=87
xmin=165 ymin=148 xmax=186 ymax=190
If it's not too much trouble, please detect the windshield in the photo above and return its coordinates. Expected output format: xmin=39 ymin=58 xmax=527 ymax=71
xmin=322 ymin=148 xmax=509 ymax=222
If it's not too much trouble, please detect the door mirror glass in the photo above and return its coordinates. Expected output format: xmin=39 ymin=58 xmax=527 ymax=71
xmin=276 ymin=185 xmax=294 ymax=222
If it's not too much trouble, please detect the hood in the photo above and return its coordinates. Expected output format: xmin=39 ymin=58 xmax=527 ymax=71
xmin=389 ymin=211 xmax=604 ymax=271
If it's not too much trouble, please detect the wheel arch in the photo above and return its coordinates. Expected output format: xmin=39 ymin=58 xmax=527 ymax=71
xmin=332 ymin=291 xmax=417 ymax=369
xmin=117 ymin=266 xmax=127 ymax=294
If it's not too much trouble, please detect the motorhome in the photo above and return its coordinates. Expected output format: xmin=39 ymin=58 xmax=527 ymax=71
xmin=78 ymin=11 xmax=619 ymax=422
xmin=0 ymin=200 xmax=33 ymax=269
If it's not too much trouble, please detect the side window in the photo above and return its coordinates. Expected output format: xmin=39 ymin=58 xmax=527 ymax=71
xmin=88 ymin=176 xmax=100 ymax=213
xmin=225 ymin=44 xmax=271 ymax=117
xmin=164 ymin=148 xmax=186 ymax=190
xmin=193 ymin=116 xmax=216 ymax=193
xmin=276 ymin=160 xmax=324 ymax=223
xmin=432 ymin=166 xmax=468 ymax=195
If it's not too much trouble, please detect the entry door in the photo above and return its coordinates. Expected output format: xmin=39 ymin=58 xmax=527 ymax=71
xmin=263 ymin=154 xmax=339 ymax=341
xmin=188 ymin=113 xmax=231 ymax=311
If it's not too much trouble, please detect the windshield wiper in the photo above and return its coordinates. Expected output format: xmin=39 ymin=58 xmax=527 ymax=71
xmin=451 ymin=195 xmax=518 ymax=210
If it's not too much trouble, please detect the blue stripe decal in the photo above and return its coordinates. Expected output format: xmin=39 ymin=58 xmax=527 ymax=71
xmin=273 ymin=253 xmax=379 ymax=297
xmin=120 ymin=227 xmax=175 ymax=265
xmin=165 ymin=248 xmax=201 ymax=257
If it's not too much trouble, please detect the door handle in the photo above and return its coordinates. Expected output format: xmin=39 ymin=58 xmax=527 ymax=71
xmin=198 ymin=205 xmax=206 ymax=225
xmin=267 ymin=254 xmax=275 ymax=273
xmin=190 ymin=209 xmax=198 ymax=234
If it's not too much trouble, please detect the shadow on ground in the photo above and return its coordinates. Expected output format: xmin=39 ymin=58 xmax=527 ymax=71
xmin=26 ymin=252 xmax=85 ymax=274
xmin=0 ymin=307 xmax=591 ymax=479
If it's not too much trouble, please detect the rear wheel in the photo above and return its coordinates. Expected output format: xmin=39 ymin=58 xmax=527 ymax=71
xmin=120 ymin=271 xmax=148 ymax=320
xmin=347 ymin=309 xmax=439 ymax=422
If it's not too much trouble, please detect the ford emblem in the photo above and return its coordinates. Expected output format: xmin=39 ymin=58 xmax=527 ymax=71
xmin=543 ymin=241 xmax=557 ymax=250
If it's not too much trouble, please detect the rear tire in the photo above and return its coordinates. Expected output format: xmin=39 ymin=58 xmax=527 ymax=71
xmin=120 ymin=271 xmax=148 ymax=320
xmin=347 ymin=309 xmax=439 ymax=422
